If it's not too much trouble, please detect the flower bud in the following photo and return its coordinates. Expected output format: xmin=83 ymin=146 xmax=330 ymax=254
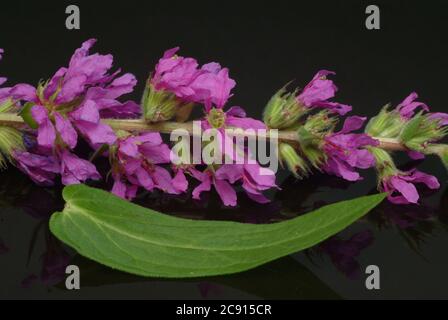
xmin=279 ymin=143 xmax=310 ymax=178
xmin=0 ymin=126 xmax=25 ymax=169
xmin=365 ymin=104 xmax=403 ymax=138
xmin=141 ymin=82 xmax=185 ymax=123
xmin=399 ymin=113 xmax=448 ymax=152
xmin=303 ymin=110 xmax=337 ymax=138
xmin=263 ymin=86 xmax=306 ymax=129
xmin=296 ymin=126 xmax=326 ymax=169
xmin=0 ymin=99 xmax=25 ymax=169
xmin=368 ymin=146 xmax=397 ymax=180
xmin=427 ymin=144 xmax=448 ymax=170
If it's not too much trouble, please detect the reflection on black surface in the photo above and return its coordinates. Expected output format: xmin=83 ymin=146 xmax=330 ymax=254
xmin=310 ymin=230 xmax=374 ymax=280
xmin=368 ymin=202 xmax=436 ymax=257
xmin=275 ymin=173 xmax=352 ymax=216
xmin=0 ymin=161 xmax=447 ymax=298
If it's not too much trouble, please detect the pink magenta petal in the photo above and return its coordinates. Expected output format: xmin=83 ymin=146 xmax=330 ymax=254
xmin=389 ymin=176 xmax=419 ymax=204
xmin=192 ymin=175 xmax=212 ymax=200
xmin=340 ymin=116 xmax=367 ymax=134
xmin=172 ymin=170 xmax=188 ymax=193
xmin=54 ymin=112 xmax=78 ymax=149
xmin=31 ymin=105 xmax=56 ymax=149
xmin=214 ymin=179 xmax=237 ymax=207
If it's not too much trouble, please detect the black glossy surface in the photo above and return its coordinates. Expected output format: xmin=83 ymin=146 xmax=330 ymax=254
xmin=0 ymin=0 xmax=447 ymax=299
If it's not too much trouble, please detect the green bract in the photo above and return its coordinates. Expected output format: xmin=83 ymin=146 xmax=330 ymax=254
xmin=142 ymin=81 xmax=187 ymax=123
xmin=365 ymin=104 xmax=402 ymax=138
xmin=400 ymin=113 xmax=448 ymax=152
xmin=263 ymin=86 xmax=306 ymax=129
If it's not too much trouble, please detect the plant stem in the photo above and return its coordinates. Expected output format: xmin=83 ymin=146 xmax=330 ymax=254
xmin=0 ymin=113 xmax=408 ymax=152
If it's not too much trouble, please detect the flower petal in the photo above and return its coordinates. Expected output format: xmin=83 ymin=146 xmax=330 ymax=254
xmin=31 ymin=105 xmax=56 ymax=149
xmin=54 ymin=112 xmax=78 ymax=149
xmin=214 ymin=179 xmax=237 ymax=207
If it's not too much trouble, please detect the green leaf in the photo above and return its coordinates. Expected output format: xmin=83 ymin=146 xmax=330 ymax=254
xmin=19 ymin=102 xmax=38 ymax=129
xmin=49 ymin=184 xmax=386 ymax=278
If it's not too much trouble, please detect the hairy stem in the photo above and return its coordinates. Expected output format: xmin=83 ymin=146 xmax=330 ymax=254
xmin=0 ymin=113 xmax=408 ymax=152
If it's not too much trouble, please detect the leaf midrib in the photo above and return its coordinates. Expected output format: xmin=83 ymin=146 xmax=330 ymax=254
xmin=65 ymin=200 xmax=373 ymax=252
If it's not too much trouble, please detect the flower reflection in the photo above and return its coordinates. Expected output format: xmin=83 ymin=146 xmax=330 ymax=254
xmin=198 ymin=282 xmax=223 ymax=299
xmin=0 ymin=237 xmax=8 ymax=255
xmin=308 ymin=230 xmax=374 ymax=279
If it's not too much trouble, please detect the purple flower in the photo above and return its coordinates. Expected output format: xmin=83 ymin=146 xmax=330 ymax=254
xmin=11 ymin=39 xmax=140 ymax=151
xmin=193 ymin=105 xmax=273 ymax=207
xmin=188 ymin=159 xmax=277 ymax=207
xmin=111 ymin=132 xmax=180 ymax=200
xmin=86 ymin=73 xmax=140 ymax=119
xmin=31 ymin=105 xmax=78 ymax=150
xmin=190 ymin=167 xmax=238 ymax=207
xmin=201 ymin=106 xmax=266 ymax=162
xmin=428 ymin=112 xmax=448 ymax=126
xmin=202 ymin=106 xmax=266 ymax=130
xmin=14 ymin=144 xmax=100 ymax=186
xmin=150 ymin=47 xmax=237 ymax=110
xmin=170 ymin=166 xmax=190 ymax=194
xmin=59 ymin=149 xmax=101 ymax=185
xmin=381 ymin=169 xmax=440 ymax=205
xmin=297 ymin=70 xmax=352 ymax=115
xmin=69 ymin=99 xmax=116 ymax=146
xmin=189 ymin=64 xmax=236 ymax=109
xmin=13 ymin=151 xmax=60 ymax=186
xmin=394 ymin=93 xmax=448 ymax=159
xmin=396 ymin=92 xmax=429 ymax=120
xmin=151 ymin=47 xmax=199 ymax=98
xmin=215 ymin=164 xmax=277 ymax=204
xmin=323 ymin=116 xmax=379 ymax=181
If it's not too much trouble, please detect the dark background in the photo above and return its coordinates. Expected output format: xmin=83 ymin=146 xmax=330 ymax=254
xmin=0 ymin=0 xmax=448 ymax=299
